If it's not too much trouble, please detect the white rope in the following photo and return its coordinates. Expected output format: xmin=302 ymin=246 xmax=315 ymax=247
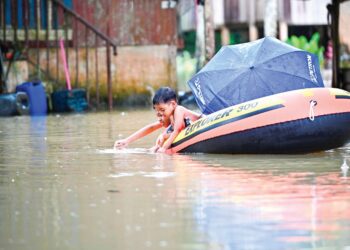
xmin=309 ymin=100 xmax=317 ymax=121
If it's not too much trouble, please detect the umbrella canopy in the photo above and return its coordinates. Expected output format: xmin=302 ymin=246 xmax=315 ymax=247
xmin=188 ymin=37 xmax=325 ymax=114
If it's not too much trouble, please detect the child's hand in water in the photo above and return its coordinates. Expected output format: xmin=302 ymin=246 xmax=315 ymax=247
xmin=157 ymin=147 xmax=167 ymax=153
xmin=114 ymin=139 xmax=128 ymax=149
xmin=149 ymin=145 xmax=159 ymax=153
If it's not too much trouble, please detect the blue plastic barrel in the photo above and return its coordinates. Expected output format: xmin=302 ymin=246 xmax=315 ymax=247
xmin=16 ymin=81 xmax=47 ymax=115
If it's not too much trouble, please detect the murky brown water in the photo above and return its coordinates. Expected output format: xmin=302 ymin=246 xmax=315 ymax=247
xmin=1 ymin=110 xmax=350 ymax=250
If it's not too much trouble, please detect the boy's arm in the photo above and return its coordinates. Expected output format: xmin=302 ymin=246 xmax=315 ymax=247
xmin=159 ymin=129 xmax=179 ymax=152
xmin=158 ymin=109 xmax=184 ymax=151
xmin=149 ymin=132 xmax=165 ymax=153
xmin=181 ymin=105 xmax=204 ymax=121
xmin=114 ymin=121 xmax=162 ymax=148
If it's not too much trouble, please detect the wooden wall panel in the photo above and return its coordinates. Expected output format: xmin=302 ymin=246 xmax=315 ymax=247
xmin=73 ymin=0 xmax=178 ymax=46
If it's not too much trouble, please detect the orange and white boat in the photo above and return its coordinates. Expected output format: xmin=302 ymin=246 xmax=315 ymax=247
xmin=167 ymin=88 xmax=350 ymax=154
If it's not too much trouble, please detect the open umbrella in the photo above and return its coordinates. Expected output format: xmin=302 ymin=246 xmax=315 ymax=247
xmin=188 ymin=37 xmax=325 ymax=114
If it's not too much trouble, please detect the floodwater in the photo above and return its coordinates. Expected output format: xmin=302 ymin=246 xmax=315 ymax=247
xmin=0 ymin=110 xmax=350 ymax=250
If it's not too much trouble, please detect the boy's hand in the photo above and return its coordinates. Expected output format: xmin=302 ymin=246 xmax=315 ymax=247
xmin=157 ymin=147 xmax=167 ymax=153
xmin=156 ymin=134 xmax=165 ymax=146
xmin=149 ymin=145 xmax=159 ymax=153
xmin=114 ymin=139 xmax=128 ymax=149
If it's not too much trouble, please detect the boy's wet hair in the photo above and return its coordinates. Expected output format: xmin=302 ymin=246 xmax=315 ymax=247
xmin=153 ymin=87 xmax=177 ymax=105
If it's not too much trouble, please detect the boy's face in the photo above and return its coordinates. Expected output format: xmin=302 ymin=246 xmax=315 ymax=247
xmin=153 ymin=101 xmax=176 ymax=126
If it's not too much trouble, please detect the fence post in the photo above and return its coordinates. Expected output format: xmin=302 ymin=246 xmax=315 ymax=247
xmin=106 ymin=42 xmax=112 ymax=111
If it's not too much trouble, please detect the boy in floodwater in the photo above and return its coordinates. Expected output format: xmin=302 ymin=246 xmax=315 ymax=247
xmin=114 ymin=87 xmax=202 ymax=153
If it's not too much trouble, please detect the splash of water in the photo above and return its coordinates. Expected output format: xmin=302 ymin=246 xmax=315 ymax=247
xmin=341 ymin=159 xmax=349 ymax=177
xmin=97 ymin=148 xmax=152 ymax=154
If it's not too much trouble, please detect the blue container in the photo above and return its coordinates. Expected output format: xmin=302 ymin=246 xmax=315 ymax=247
xmin=67 ymin=89 xmax=88 ymax=112
xmin=16 ymin=81 xmax=47 ymax=115
xmin=51 ymin=90 xmax=69 ymax=112
xmin=52 ymin=89 xmax=88 ymax=112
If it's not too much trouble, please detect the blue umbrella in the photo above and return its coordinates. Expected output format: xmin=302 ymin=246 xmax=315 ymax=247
xmin=188 ymin=37 xmax=325 ymax=114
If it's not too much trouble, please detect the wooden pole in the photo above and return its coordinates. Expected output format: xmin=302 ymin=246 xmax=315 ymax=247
xmin=332 ymin=0 xmax=340 ymax=88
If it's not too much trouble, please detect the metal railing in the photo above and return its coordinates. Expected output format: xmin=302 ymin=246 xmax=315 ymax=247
xmin=0 ymin=0 xmax=117 ymax=110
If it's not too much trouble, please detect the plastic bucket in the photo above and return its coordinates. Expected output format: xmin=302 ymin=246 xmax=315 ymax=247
xmin=16 ymin=81 xmax=47 ymax=116
xmin=52 ymin=89 xmax=88 ymax=112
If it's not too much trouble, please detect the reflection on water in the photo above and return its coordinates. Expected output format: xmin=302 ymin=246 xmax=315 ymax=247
xmin=172 ymin=155 xmax=350 ymax=249
xmin=0 ymin=111 xmax=350 ymax=250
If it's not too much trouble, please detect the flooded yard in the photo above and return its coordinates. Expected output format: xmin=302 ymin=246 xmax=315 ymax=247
xmin=0 ymin=110 xmax=350 ymax=250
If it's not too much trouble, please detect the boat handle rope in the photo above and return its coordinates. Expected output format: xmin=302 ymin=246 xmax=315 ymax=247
xmin=309 ymin=100 xmax=317 ymax=121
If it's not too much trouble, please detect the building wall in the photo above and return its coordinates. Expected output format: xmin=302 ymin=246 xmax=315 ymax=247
xmin=27 ymin=45 xmax=177 ymax=105
xmin=288 ymin=0 xmax=331 ymax=25
xmin=71 ymin=0 xmax=178 ymax=105
xmin=73 ymin=0 xmax=178 ymax=46
xmin=3 ymin=61 xmax=29 ymax=93
xmin=180 ymin=0 xmax=331 ymax=29
xmin=2 ymin=0 xmax=178 ymax=105
xmin=339 ymin=1 xmax=350 ymax=51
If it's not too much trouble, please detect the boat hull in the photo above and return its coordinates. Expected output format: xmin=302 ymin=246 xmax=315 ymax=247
xmin=168 ymin=88 xmax=350 ymax=154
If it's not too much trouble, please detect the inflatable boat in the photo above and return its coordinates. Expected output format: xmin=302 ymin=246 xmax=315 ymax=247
xmin=167 ymin=88 xmax=350 ymax=154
